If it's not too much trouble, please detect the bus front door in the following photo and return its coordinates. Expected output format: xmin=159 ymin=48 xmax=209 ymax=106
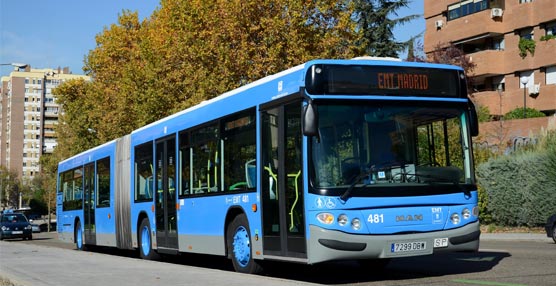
xmin=83 ymin=163 xmax=96 ymax=245
xmin=155 ymin=135 xmax=178 ymax=251
xmin=261 ymin=101 xmax=307 ymax=259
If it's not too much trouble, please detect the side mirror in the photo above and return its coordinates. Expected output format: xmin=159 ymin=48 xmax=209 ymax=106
xmin=468 ymin=100 xmax=479 ymax=137
xmin=302 ymin=100 xmax=318 ymax=137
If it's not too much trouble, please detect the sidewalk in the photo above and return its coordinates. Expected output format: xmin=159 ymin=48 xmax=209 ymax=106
xmin=480 ymin=232 xmax=552 ymax=242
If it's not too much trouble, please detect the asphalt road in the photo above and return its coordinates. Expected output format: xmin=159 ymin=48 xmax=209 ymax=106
xmin=1 ymin=231 xmax=555 ymax=286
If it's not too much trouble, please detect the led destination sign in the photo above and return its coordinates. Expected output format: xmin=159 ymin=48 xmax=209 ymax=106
xmin=305 ymin=64 xmax=465 ymax=98
xmin=377 ymin=72 xmax=429 ymax=90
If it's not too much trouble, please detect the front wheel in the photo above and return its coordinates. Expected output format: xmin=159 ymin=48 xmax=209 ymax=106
xmin=138 ymin=219 xmax=159 ymax=260
xmin=226 ymin=214 xmax=262 ymax=274
xmin=551 ymin=224 xmax=556 ymax=244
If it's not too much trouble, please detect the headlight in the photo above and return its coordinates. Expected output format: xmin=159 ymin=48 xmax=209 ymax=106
xmin=450 ymin=213 xmax=460 ymax=225
xmin=317 ymin=213 xmax=334 ymax=225
xmin=25 ymin=225 xmax=33 ymax=230
xmin=337 ymin=214 xmax=348 ymax=226
xmin=351 ymin=218 xmax=361 ymax=230
xmin=1 ymin=226 xmax=8 ymax=231
xmin=462 ymin=208 xmax=471 ymax=220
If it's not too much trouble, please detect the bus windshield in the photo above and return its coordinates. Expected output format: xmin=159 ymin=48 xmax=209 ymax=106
xmin=310 ymin=102 xmax=473 ymax=195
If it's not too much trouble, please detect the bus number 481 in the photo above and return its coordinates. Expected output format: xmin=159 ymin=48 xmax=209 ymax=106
xmin=368 ymin=214 xmax=384 ymax=223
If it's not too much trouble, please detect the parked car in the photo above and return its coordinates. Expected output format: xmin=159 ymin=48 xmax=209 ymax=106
xmin=546 ymin=214 xmax=556 ymax=244
xmin=31 ymin=223 xmax=41 ymax=233
xmin=0 ymin=212 xmax=33 ymax=240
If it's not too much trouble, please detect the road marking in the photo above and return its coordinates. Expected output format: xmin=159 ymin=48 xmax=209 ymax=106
xmin=452 ymin=279 xmax=526 ymax=286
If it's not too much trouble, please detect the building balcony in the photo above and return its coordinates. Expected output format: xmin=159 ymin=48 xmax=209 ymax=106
xmin=425 ymin=10 xmax=505 ymax=53
xmin=469 ymin=49 xmax=506 ymax=77
xmin=535 ymin=39 xmax=556 ymax=68
xmin=473 ymin=84 xmax=556 ymax=116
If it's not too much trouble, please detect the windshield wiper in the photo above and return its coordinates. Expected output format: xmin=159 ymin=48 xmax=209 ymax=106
xmin=340 ymin=172 xmax=371 ymax=202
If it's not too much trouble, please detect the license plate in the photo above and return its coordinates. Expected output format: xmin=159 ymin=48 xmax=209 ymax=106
xmin=434 ymin=237 xmax=449 ymax=248
xmin=391 ymin=241 xmax=426 ymax=253
xmin=12 ymin=231 xmax=23 ymax=234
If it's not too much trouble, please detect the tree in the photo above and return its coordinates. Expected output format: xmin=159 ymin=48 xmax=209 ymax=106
xmin=428 ymin=42 xmax=476 ymax=81
xmin=353 ymin=0 xmax=420 ymax=57
xmin=504 ymin=107 xmax=545 ymax=120
xmin=54 ymin=0 xmax=361 ymax=159
xmin=0 ymin=166 xmax=21 ymax=209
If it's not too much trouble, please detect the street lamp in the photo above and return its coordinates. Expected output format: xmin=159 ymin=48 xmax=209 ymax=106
xmin=0 ymin=62 xmax=28 ymax=71
xmin=520 ymin=76 xmax=529 ymax=119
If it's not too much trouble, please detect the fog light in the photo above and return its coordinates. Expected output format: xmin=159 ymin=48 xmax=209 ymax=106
xmin=462 ymin=208 xmax=471 ymax=220
xmin=317 ymin=213 xmax=334 ymax=225
xmin=472 ymin=206 xmax=479 ymax=217
xmin=451 ymin=213 xmax=460 ymax=225
xmin=351 ymin=218 xmax=361 ymax=230
xmin=338 ymin=214 xmax=348 ymax=226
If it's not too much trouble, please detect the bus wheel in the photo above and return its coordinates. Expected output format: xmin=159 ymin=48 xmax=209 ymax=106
xmin=139 ymin=219 xmax=159 ymax=260
xmin=226 ymin=214 xmax=262 ymax=274
xmin=75 ymin=220 xmax=86 ymax=251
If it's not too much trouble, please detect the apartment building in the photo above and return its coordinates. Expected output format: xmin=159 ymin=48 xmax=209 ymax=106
xmin=424 ymin=0 xmax=556 ymax=118
xmin=0 ymin=66 xmax=90 ymax=180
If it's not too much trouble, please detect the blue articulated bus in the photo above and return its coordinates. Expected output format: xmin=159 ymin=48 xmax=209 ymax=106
xmin=57 ymin=57 xmax=480 ymax=274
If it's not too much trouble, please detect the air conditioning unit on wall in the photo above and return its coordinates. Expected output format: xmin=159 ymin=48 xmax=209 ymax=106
xmin=435 ymin=20 xmax=443 ymax=29
xmin=491 ymin=8 xmax=503 ymax=18
xmin=529 ymin=84 xmax=540 ymax=95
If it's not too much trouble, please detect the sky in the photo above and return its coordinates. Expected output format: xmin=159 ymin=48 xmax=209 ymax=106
xmin=0 ymin=0 xmax=424 ymax=78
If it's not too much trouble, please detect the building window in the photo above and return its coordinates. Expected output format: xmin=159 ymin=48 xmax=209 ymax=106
xmin=519 ymin=0 xmax=533 ymax=3
xmin=544 ymin=21 xmax=556 ymax=36
xmin=520 ymin=28 xmax=534 ymax=40
xmin=520 ymin=70 xmax=535 ymax=88
xmin=493 ymin=36 xmax=505 ymax=50
xmin=447 ymin=0 xmax=489 ymax=21
xmin=546 ymin=66 xmax=556 ymax=85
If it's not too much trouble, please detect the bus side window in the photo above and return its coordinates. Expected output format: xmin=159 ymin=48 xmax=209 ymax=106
xmin=222 ymin=109 xmax=256 ymax=192
xmin=134 ymin=142 xmax=154 ymax=202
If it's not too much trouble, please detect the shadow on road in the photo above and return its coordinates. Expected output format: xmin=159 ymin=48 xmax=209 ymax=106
xmin=23 ymin=232 xmax=511 ymax=284
xmin=259 ymin=251 xmax=511 ymax=284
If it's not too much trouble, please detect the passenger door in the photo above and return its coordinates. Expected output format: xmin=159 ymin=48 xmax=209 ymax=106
xmin=83 ymin=163 xmax=96 ymax=244
xmin=261 ymin=100 xmax=306 ymax=258
xmin=155 ymin=135 xmax=178 ymax=250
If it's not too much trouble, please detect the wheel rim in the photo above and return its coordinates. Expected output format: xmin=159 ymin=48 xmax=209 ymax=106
xmin=76 ymin=225 xmax=83 ymax=248
xmin=141 ymin=225 xmax=151 ymax=256
xmin=232 ymin=226 xmax=250 ymax=267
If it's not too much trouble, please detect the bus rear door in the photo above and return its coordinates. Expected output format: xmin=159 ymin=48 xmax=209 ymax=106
xmin=155 ymin=135 xmax=178 ymax=251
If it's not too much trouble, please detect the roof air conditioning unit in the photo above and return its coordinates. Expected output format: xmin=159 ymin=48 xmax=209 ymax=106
xmin=435 ymin=20 xmax=444 ymax=29
xmin=491 ymin=8 xmax=503 ymax=18
xmin=529 ymin=84 xmax=540 ymax=95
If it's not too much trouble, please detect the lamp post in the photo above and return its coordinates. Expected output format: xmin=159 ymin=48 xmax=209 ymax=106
xmin=0 ymin=62 xmax=28 ymax=73
xmin=520 ymin=76 xmax=529 ymax=119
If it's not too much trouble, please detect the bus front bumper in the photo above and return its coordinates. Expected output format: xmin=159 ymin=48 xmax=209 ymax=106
xmin=307 ymin=220 xmax=480 ymax=264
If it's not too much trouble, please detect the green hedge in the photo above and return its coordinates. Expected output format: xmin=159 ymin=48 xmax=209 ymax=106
xmin=476 ymin=132 xmax=556 ymax=226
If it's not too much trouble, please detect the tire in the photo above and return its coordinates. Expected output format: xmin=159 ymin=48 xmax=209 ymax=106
xmin=552 ymin=224 xmax=556 ymax=244
xmin=75 ymin=220 xmax=87 ymax=251
xmin=139 ymin=219 xmax=159 ymax=260
xmin=226 ymin=214 xmax=262 ymax=274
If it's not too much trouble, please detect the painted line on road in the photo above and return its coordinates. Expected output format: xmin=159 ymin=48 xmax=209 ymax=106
xmin=452 ymin=279 xmax=526 ymax=286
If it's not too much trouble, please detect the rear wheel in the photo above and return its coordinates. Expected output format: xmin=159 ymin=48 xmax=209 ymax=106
xmin=75 ymin=220 xmax=86 ymax=251
xmin=139 ymin=219 xmax=159 ymax=260
xmin=226 ymin=214 xmax=262 ymax=274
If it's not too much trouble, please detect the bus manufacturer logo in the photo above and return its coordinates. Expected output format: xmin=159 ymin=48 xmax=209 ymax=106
xmin=396 ymin=214 xmax=423 ymax=222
